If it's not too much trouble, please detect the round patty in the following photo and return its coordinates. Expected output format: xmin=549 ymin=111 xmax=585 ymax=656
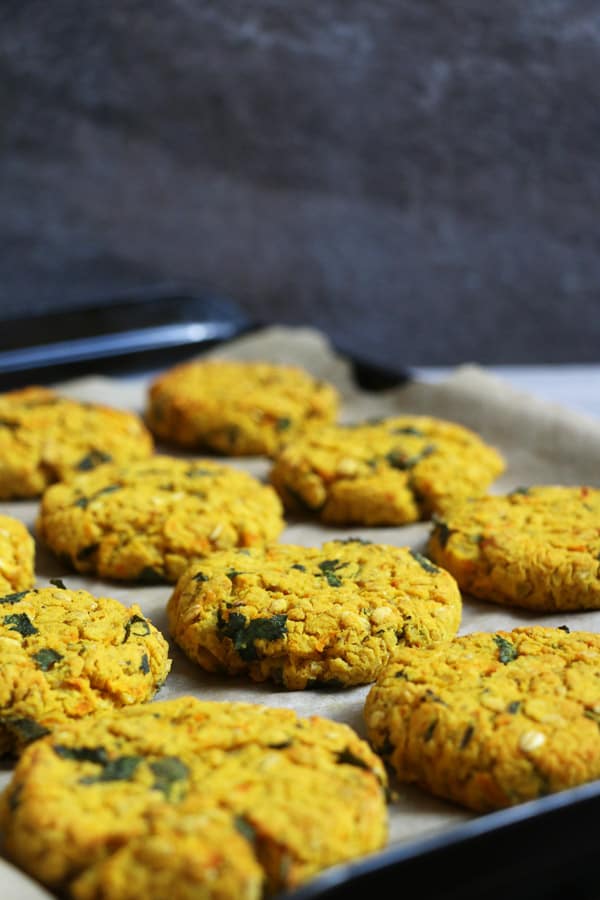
xmin=0 ymin=386 xmax=153 ymax=498
xmin=168 ymin=539 xmax=461 ymax=689
xmin=428 ymin=485 xmax=600 ymax=610
xmin=37 ymin=456 xmax=284 ymax=583
xmin=270 ymin=415 xmax=504 ymax=525
xmin=365 ymin=626 xmax=600 ymax=812
xmin=146 ymin=359 xmax=339 ymax=456
xmin=0 ymin=584 xmax=171 ymax=755
xmin=1 ymin=697 xmax=387 ymax=898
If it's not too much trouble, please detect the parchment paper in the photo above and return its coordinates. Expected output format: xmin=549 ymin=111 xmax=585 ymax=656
xmin=2 ymin=326 xmax=600 ymax=884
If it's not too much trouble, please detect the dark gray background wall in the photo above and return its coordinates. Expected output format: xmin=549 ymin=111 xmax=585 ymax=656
xmin=1 ymin=1 xmax=600 ymax=367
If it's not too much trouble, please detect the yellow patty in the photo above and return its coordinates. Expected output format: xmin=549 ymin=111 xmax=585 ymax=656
xmin=270 ymin=415 xmax=504 ymax=525
xmin=146 ymin=359 xmax=340 ymax=456
xmin=428 ymin=485 xmax=600 ymax=610
xmin=71 ymin=803 xmax=264 ymax=900
xmin=365 ymin=626 xmax=600 ymax=812
xmin=0 ymin=386 xmax=153 ymax=498
xmin=37 ymin=456 xmax=284 ymax=583
xmin=0 ymin=697 xmax=388 ymax=898
xmin=0 ymin=585 xmax=170 ymax=756
xmin=0 ymin=514 xmax=34 ymax=594
xmin=168 ymin=540 xmax=461 ymax=689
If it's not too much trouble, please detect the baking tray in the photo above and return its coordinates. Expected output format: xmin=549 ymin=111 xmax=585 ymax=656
xmin=0 ymin=288 xmax=254 ymax=388
xmin=0 ymin=288 xmax=407 ymax=391
xmin=0 ymin=297 xmax=598 ymax=900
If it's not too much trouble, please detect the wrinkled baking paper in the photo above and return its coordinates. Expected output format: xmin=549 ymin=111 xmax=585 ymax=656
xmin=1 ymin=325 xmax=599 ymax=869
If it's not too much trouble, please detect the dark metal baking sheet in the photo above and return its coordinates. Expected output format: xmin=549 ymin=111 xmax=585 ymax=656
xmin=0 ymin=288 xmax=253 ymax=387
xmin=1 ymin=295 xmax=598 ymax=900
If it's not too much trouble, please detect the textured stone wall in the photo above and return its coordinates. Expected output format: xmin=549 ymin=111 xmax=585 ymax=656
xmin=1 ymin=2 xmax=600 ymax=366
